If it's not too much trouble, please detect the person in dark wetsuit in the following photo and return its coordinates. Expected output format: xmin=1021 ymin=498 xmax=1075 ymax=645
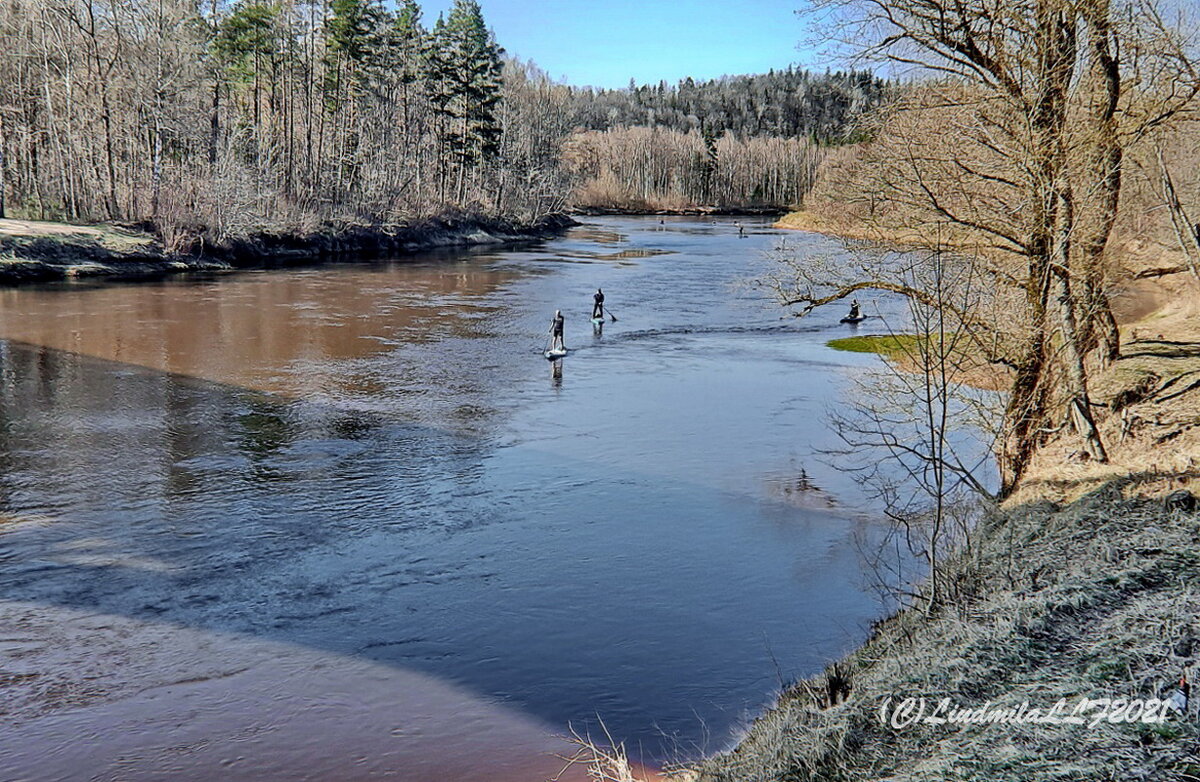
xmin=735 ymin=221 xmax=746 ymax=238
xmin=592 ymin=288 xmax=605 ymax=320
xmin=549 ymin=309 xmax=565 ymax=351
xmin=848 ymin=299 xmax=861 ymax=320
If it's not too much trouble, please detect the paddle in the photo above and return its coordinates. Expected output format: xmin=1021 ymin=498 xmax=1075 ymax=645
xmin=606 ymin=308 xmax=618 ymax=323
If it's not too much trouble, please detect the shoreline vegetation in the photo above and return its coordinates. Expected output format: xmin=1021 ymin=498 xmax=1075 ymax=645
xmin=0 ymin=213 xmax=576 ymax=285
xmin=0 ymin=207 xmax=790 ymax=287
xmin=0 ymin=207 xmax=785 ymax=287
xmin=5 ymin=0 xmax=1200 ymax=778
xmin=690 ymin=482 xmax=1200 ymax=781
xmin=664 ymin=207 xmax=1200 ymax=782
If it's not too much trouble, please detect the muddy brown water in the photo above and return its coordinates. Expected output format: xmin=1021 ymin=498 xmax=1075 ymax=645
xmin=0 ymin=217 xmax=904 ymax=780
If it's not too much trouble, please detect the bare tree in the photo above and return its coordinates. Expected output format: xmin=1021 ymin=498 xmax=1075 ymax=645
xmin=562 ymin=126 xmax=823 ymax=210
xmin=788 ymin=0 xmax=1200 ymax=491
xmin=1155 ymin=142 xmax=1200 ymax=279
xmin=795 ymin=240 xmax=1000 ymax=611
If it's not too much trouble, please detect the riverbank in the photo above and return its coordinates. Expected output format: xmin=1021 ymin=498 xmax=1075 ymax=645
xmin=0 ymin=213 xmax=577 ymax=285
xmin=672 ymin=213 xmax=1200 ymax=781
xmin=775 ymin=209 xmax=986 ymax=250
xmin=775 ymin=209 xmax=887 ymax=241
xmin=781 ymin=208 xmax=1200 ymax=503
xmin=692 ymin=482 xmax=1200 ymax=781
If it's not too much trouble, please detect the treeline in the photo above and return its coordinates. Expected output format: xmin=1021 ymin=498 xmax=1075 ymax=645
xmin=0 ymin=0 xmax=571 ymax=243
xmin=783 ymin=0 xmax=1200 ymax=494
xmin=0 ymin=1 xmax=881 ymax=239
xmin=556 ymin=68 xmax=883 ymax=209
xmin=570 ymin=68 xmax=888 ymax=142
xmin=563 ymin=127 xmax=822 ymax=210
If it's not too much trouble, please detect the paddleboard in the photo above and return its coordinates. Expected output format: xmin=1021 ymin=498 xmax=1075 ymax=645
xmin=591 ymin=317 xmax=605 ymax=325
xmin=544 ymin=348 xmax=568 ymax=359
xmin=840 ymin=316 xmax=868 ymax=324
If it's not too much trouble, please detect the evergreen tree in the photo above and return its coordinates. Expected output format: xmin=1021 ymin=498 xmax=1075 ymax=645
xmin=323 ymin=0 xmax=387 ymax=198
xmin=425 ymin=13 xmax=454 ymax=201
xmin=388 ymin=0 xmax=427 ymax=85
xmin=384 ymin=0 xmax=428 ymax=194
xmin=433 ymin=0 xmax=503 ymax=203
xmin=700 ymin=122 xmax=718 ymax=201
xmin=324 ymin=0 xmax=388 ymax=104
xmin=214 ymin=0 xmax=282 ymax=156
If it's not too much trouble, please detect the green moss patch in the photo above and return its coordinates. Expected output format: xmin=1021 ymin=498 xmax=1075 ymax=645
xmin=827 ymin=334 xmax=923 ymax=360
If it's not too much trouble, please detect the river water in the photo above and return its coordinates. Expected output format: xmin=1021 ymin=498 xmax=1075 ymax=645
xmin=0 ymin=217 xmax=897 ymax=780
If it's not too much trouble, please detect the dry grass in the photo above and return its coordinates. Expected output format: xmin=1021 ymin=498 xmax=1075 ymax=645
xmin=556 ymin=729 xmax=643 ymax=782
xmin=694 ymin=485 xmax=1200 ymax=781
xmin=554 ymin=722 xmax=688 ymax=782
xmin=1012 ymin=244 xmax=1200 ymax=506
xmin=0 ymin=218 xmax=155 ymax=251
xmin=775 ymin=210 xmax=928 ymax=247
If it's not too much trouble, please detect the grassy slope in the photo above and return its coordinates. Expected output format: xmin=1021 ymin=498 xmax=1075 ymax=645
xmin=0 ymin=218 xmax=162 ymax=264
xmin=0 ymin=218 xmax=157 ymax=251
xmin=695 ymin=486 xmax=1200 ymax=781
xmin=679 ymin=214 xmax=1200 ymax=782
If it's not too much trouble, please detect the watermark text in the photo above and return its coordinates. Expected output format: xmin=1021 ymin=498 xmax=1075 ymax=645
xmin=878 ymin=696 xmax=1178 ymax=730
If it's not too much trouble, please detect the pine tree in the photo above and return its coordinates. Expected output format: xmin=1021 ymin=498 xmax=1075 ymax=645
xmin=214 ymin=0 xmax=281 ymax=161
xmin=700 ymin=122 xmax=718 ymax=202
xmin=388 ymin=0 xmax=427 ymax=89
xmin=324 ymin=0 xmax=386 ymax=103
xmin=434 ymin=0 xmax=503 ymax=204
xmin=323 ymin=0 xmax=387 ymax=202
xmin=425 ymin=13 xmax=453 ymax=202
xmin=387 ymin=0 xmax=427 ymax=174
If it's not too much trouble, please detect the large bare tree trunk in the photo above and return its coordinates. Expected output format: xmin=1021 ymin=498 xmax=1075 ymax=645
xmin=1002 ymin=327 xmax=1049 ymax=492
xmin=1076 ymin=0 xmax=1122 ymax=363
xmin=1053 ymin=185 xmax=1108 ymax=462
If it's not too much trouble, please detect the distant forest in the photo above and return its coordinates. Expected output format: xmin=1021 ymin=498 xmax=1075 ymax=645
xmin=572 ymin=69 xmax=888 ymax=142
xmin=0 ymin=0 xmax=886 ymax=238
xmin=558 ymin=68 xmax=887 ymax=209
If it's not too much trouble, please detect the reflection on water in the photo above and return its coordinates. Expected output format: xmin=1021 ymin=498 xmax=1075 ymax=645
xmin=765 ymin=466 xmax=840 ymax=511
xmin=0 ymin=259 xmax=524 ymax=402
xmin=563 ymin=225 xmax=626 ymax=245
xmin=574 ymin=247 xmax=675 ymax=262
xmin=0 ymin=217 xmax=901 ymax=778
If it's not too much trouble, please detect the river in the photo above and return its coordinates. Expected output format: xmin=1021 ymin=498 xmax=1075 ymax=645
xmin=0 ymin=217 xmax=899 ymax=780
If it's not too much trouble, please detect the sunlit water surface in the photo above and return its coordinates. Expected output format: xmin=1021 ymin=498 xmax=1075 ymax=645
xmin=0 ymin=217 xmax=904 ymax=780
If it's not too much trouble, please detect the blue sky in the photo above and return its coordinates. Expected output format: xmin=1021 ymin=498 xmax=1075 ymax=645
xmin=419 ymin=0 xmax=819 ymax=89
